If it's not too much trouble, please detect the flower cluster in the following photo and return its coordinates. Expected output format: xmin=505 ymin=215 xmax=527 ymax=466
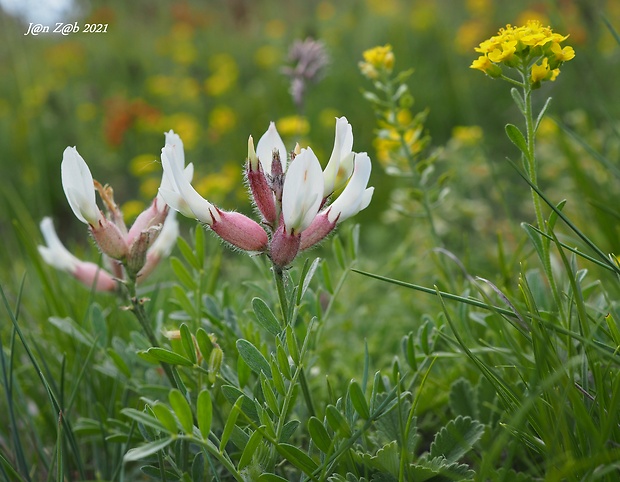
xmin=471 ymin=20 xmax=575 ymax=86
xmin=160 ymin=117 xmax=373 ymax=268
xmin=39 ymin=133 xmax=182 ymax=291
xmin=358 ymin=44 xmax=395 ymax=80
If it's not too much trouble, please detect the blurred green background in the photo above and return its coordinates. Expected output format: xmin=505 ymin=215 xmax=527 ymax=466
xmin=1 ymin=0 xmax=619 ymax=303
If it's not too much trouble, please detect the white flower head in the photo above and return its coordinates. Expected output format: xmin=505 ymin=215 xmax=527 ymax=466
xmin=159 ymin=144 xmax=218 ymax=224
xmin=282 ymin=147 xmax=324 ymax=233
xmin=61 ymin=147 xmax=102 ymax=225
xmin=38 ymin=217 xmax=80 ymax=272
xmin=328 ymin=152 xmax=373 ymax=223
xmin=323 ymin=116 xmax=354 ymax=197
xmin=256 ymin=122 xmax=288 ymax=174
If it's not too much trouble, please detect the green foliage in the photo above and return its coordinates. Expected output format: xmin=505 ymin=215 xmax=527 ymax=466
xmin=1 ymin=1 xmax=620 ymax=481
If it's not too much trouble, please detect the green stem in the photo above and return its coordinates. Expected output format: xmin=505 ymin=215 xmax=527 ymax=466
xmin=520 ymin=70 xmax=566 ymax=322
xmin=522 ymin=81 xmax=545 ymax=231
xmin=272 ymin=266 xmax=316 ymax=417
xmin=273 ymin=266 xmax=289 ymax=324
xmin=124 ymin=278 xmax=179 ymax=390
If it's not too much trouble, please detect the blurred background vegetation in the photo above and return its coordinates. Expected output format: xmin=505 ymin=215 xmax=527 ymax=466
xmin=1 ymin=0 xmax=619 ymax=375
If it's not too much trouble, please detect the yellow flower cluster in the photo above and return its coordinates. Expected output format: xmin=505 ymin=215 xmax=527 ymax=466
xmin=359 ymin=44 xmax=395 ymax=79
xmin=471 ymin=20 xmax=575 ymax=85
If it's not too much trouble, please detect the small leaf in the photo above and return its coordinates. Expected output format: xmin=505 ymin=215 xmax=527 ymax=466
xmin=252 ymin=297 xmax=282 ymax=335
xmin=270 ymin=356 xmax=286 ymax=395
xmin=124 ymin=437 xmax=174 ymax=462
xmin=349 ymin=380 xmax=370 ymax=419
xmin=260 ymin=372 xmax=280 ymax=414
xmin=180 ymin=323 xmax=197 ymax=364
xmin=170 ymin=256 xmax=197 ymax=290
xmin=143 ymin=347 xmax=193 ymax=366
xmin=277 ymin=443 xmax=318 ymax=474
xmin=280 ymin=419 xmax=300 ymax=443
xmin=121 ymin=408 xmax=167 ymax=433
xmin=308 ymin=417 xmax=332 ymax=453
xmin=195 ymin=328 xmax=214 ymax=360
xmin=429 ymin=415 xmax=485 ymax=463
xmin=285 ymin=326 xmax=300 ymax=365
xmin=276 ymin=342 xmax=292 ymax=380
xmin=196 ymin=389 xmax=213 ymax=439
xmin=298 ymin=257 xmax=321 ymax=303
xmin=505 ymin=123 xmax=528 ymax=156
xmin=176 ymin=236 xmax=200 ymax=270
xmin=325 ymin=405 xmax=351 ymax=437
xmin=238 ymin=427 xmax=265 ymax=470
xmin=547 ymin=199 xmax=566 ymax=233
xmin=151 ymin=403 xmax=178 ymax=435
xmin=220 ymin=396 xmax=243 ymax=452
xmin=236 ymin=339 xmax=271 ymax=377
xmin=510 ymin=87 xmax=525 ymax=113
xmin=169 ymin=389 xmax=193 ymax=434
xmin=534 ymin=96 xmax=553 ymax=133
xmin=332 ymin=236 xmax=346 ymax=269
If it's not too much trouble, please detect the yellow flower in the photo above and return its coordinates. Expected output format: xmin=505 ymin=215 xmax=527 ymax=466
xmin=470 ymin=55 xmax=501 ymax=77
xmin=551 ymin=42 xmax=575 ymax=62
xmin=531 ymin=57 xmax=550 ymax=83
xmin=487 ymin=40 xmax=517 ymax=63
xmin=472 ymin=20 xmax=574 ymax=85
xmin=359 ymin=44 xmax=394 ymax=79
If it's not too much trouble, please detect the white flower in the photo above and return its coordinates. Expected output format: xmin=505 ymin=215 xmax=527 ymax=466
xmin=322 ymin=116 xmax=354 ymax=197
xmin=148 ymin=211 xmax=179 ymax=258
xmin=327 ymin=152 xmax=374 ymax=223
xmin=38 ymin=217 xmax=117 ymax=291
xmin=38 ymin=217 xmax=81 ymax=272
xmin=159 ymin=143 xmax=219 ymax=224
xmin=256 ymin=121 xmax=288 ymax=174
xmin=159 ymin=139 xmax=269 ymax=252
xmin=61 ymin=147 xmax=103 ymax=226
xmin=281 ymin=147 xmax=324 ymax=233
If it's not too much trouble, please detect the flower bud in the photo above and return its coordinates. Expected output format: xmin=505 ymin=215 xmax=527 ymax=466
xmin=208 ymin=346 xmax=224 ymax=385
xmin=90 ymin=218 xmax=128 ymax=260
xmin=247 ymin=136 xmax=277 ymax=224
xmin=270 ymin=224 xmax=301 ymax=267
xmin=211 ymin=210 xmax=269 ymax=252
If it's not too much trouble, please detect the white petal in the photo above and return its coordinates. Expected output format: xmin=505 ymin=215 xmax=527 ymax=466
xmin=161 ymin=146 xmax=219 ymax=224
xmin=61 ymin=147 xmax=101 ymax=225
xmin=282 ymin=147 xmax=324 ymax=232
xmin=38 ymin=217 xmax=79 ymax=272
xmin=256 ymin=122 xmax=288 ymax=174
xmin=164 ymin=130 xmax=185 ymax=169
xmin=158 ymin=188 xmax=195 ymax=219
xmin=323 ymin=117 xmax=354 ymax=196
xmin=328 ymin=152 xmax=372 ymax=223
